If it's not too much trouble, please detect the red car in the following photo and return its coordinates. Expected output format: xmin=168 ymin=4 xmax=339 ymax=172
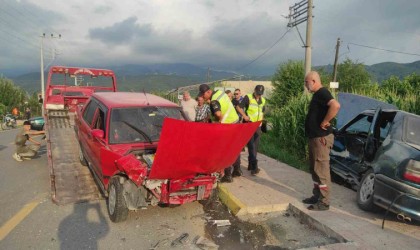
xmin=76 ymin=92 xmax=259 ymax=222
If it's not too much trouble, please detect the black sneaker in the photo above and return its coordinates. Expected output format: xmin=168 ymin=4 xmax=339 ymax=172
xmin=251 ymin=168 xmax=260 ymax=176
xmin=247 ymin=164 xmax=252 ymax=171
xmin=307 ymin=201 xmax=329 ymax=211
xmin=232 ymin=170 xmax=243 ymax=177
xmin=302 ymin=196 xmax=319 ymax=204
xmin=220 ymin=175 xmax=233 ymax=183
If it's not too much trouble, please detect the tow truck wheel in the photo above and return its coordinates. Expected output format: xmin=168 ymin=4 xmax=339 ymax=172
xmin=357 ymin=169 xmax=379 ymax=211
xmin=78 ymin=143 xmax=88 ymax=166
xmin=108 ymin=177 xmax=128 ymax=223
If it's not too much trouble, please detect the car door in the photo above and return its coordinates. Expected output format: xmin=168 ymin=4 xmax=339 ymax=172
xmin=86 ymin=104 xmax=108 ymax=180
xmin=79 ymin=99 xmax=99 ymax=165
xmin=364 ymin=107 xmax=382 ymax=162
xmin=331 ymin=113 xmax=375 ymax=177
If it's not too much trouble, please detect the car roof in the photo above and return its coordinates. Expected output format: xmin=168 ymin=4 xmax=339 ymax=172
xmin=92 ymin=92 xmax=179 ymax=108
xmin=361 ymin=109 xmax=420 ymax=119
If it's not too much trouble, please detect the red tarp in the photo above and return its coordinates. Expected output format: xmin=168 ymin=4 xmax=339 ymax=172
xmin=149 ymin=118 xmax=260 ymax=179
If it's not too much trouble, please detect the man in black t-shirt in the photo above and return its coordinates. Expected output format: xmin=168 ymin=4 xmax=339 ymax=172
xmin=303 ymin=71 xmax=340 ymax=211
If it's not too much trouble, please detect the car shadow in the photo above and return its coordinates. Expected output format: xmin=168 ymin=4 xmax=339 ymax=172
xmin=0 ymin=145 xmax=7 ymax=151
xmin=58 ymin=201 xmax=109 ymax=249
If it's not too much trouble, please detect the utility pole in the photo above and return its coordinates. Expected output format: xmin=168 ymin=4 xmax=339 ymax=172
xmin=287 ymin=0 xmax=314 ymax=92
xmin=206 ymin=67 xmax=211 ymax=83
xmin=40 ymin=33 xmax=61 ymax=116
xmin=304 ymin=0 xmax=313 ymax=76
xmin=40 ymin=33 xmax=45 ymax=116
xmin=332 ymin=37 xmax=341 ymax=82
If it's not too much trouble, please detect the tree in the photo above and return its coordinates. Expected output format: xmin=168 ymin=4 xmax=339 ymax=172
xmin=403 ymin=73 xmax=420 ymax=95
xmin=336 ymin=58 xmax=371 ymax=91
xmin=0 ymin=78 xmax=26 ymax=114
xmin=381 ymin=75 xmax=412 ymax=97
xmin=270 ymin=60 xmax=305 ymax=107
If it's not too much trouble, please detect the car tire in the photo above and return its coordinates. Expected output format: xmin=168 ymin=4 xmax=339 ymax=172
xmin=108 ymin=177 xmax=128 ymax=223
xmin=78 ymin=143 xmax=88 ymax=166
xmin=1 ymin=122 xmax=7 ymax=130
xmin=357 ymin=169 xmax=379 ymax=211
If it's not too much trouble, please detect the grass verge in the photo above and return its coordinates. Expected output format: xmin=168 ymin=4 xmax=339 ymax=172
xmin=259 ymin=132 xmax=308 ymax=172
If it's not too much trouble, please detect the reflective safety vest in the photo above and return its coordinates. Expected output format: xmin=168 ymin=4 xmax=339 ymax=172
xmin=211 ymin=90 xmax=239 ymax=124
xmin=246 ymin=94 xmax=266 ymax=122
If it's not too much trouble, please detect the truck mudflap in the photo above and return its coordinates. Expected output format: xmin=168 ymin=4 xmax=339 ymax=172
xmin=46 ymin=110 xmax=103 ymax=205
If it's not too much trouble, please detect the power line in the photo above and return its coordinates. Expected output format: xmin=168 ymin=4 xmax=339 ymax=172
xmin=0 ymin=4 xmax=40 ymax=32
xmin=237 ymin=28 xmax=291 ymax=71
xmin=348 ymin=42 xmax=420 ymax=57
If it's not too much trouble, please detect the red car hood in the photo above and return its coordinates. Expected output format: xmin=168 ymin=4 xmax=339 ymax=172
xmin=149 ymin=118 xmax=260 ymax=179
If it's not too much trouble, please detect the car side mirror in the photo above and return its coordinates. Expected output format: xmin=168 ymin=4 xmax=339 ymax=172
xmin=332 ymin=126 xmax=339 ymax=136
xmin=91 ymin=129 xmax=104 ymax=139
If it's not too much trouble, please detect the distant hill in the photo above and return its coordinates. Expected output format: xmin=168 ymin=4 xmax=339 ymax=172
xmin=316 ymin=60 xmax=420 ymax=83
xmin=365 ymin=60 xmax=420 ymax=82
xmin=8 ymin=63 xmax=272 ymax=94
xmin=7 ymin=60 xmax=419 ymax=93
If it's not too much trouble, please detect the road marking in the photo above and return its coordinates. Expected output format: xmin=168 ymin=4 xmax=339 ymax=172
xmin=0 ymin=195 xmax=46 ymax=241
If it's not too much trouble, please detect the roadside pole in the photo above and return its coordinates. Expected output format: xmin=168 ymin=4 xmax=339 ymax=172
xmin=304 ymin=0 xmax=313 ymax=77
xmin=332 ymin=38 xmax=341 ymax=82
xmin=40 ymin=33 xmax=45 ymax=116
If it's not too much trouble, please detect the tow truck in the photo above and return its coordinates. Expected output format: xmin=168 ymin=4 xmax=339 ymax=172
xmin=44 ymin=66 xmax=117 ymax=204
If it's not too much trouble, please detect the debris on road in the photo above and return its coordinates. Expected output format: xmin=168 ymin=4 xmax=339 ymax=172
xmin=211 ymin=220 xmax=231 ymax=227
xmin=194 ymin=236 xmax=219 ymax=250
xmin=170 ymin=233 xmax=189 ymax=247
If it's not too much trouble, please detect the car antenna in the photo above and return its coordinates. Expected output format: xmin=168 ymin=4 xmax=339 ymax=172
xmin=143 ymin=88 xmax=150 ymax=106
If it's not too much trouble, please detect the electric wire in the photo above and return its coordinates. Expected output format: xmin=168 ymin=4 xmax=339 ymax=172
xmin=348 ymin=43 xmax=420 ymax=57
xmin=237 ymin=28 xmax=292 ymax=71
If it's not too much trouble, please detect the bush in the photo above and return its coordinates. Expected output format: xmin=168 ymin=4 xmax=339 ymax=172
xmin=262 ymin=94 xmax=311 ymax=165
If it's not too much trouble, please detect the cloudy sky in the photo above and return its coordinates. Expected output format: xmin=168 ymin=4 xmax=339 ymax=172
xmin=0 ymin=0 xmax=419 ymax=75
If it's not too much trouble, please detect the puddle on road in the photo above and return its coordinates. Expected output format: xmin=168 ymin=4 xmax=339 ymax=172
xmin=201 ymin=193 xmax=271 ymax=250
xmin=201 ymin=191 xmax=340 ymax=250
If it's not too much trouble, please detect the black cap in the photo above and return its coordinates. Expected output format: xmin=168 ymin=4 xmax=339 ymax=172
xmin=23 ymin=121 xmax=31 ymax=126
xmin=198 ymin=84 xmax=210 ymax=96
xmin=255 ymin=85 xmax=265 ymax=95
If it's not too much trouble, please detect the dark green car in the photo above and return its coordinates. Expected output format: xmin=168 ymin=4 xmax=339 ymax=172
xmin=29 ymin=116 xmax=45 ymax=131
xmin=331 ymin=94 xmax=420 ymax=222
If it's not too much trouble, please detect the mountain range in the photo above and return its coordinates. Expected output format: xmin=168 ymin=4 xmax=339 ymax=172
xmin=5 ymin=60 xmax=420 ymax=94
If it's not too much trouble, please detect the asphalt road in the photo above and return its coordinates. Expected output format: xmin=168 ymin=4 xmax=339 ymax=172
xmin=0 ymin=129 xmax=212 ymax=249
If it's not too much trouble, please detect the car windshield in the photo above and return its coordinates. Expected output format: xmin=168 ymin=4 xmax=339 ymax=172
xmin=109 ymin=107 xmax=184 ymax=144
xmin=404 ymin=116 xmax=420 ymax=146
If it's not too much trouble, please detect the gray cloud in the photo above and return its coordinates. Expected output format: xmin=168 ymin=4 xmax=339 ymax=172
xmin=209 ymin=12 xmax=283 ymax=49
xmin=89 ymin=17 xmax=152 ymax=45
xmin=1 ymin=0 xmax=419 ymax=76
xmin=94 ymin=5 xmax=112 ymax=14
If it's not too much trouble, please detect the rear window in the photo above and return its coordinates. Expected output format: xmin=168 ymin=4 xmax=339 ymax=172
xmin=404 ymin=116 xmax=420 ymax=146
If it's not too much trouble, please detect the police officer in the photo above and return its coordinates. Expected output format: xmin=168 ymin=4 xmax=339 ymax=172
xmin=236 ymin=85 xmax=266 ymax=175
xmin=198 ymin=84 xmax=241 ymax=183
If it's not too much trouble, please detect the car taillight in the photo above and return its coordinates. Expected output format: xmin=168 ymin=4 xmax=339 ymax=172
xmin=403 ymin=159 xmax=420 ymax=184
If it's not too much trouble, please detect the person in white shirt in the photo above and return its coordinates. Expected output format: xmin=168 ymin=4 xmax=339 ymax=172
xmin=180 ymin=91 xmax=197 ymax=121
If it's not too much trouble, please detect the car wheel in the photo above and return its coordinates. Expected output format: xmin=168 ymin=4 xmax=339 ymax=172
xmin=1 ymin=122 xmax=7 ymax=130
xmin=357 ymin=169 xmax=378 ymax=211
xmin=78 ymin=143 xmax=88 ymax=166
xmin=108 ymin=177 xmax=128 ymax=223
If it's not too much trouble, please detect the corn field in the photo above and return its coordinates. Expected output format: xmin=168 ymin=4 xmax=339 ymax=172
xmin=261 ymin=87 xmax=419 ymax=169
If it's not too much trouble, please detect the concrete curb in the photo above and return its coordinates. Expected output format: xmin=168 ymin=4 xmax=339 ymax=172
xmin=217 ymin=184 xmax=246 ymax=216
xmin=288 ymin=203 xmax=348 ymax=244
xmin=217 ymin=183 xmax=290 ymax=217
